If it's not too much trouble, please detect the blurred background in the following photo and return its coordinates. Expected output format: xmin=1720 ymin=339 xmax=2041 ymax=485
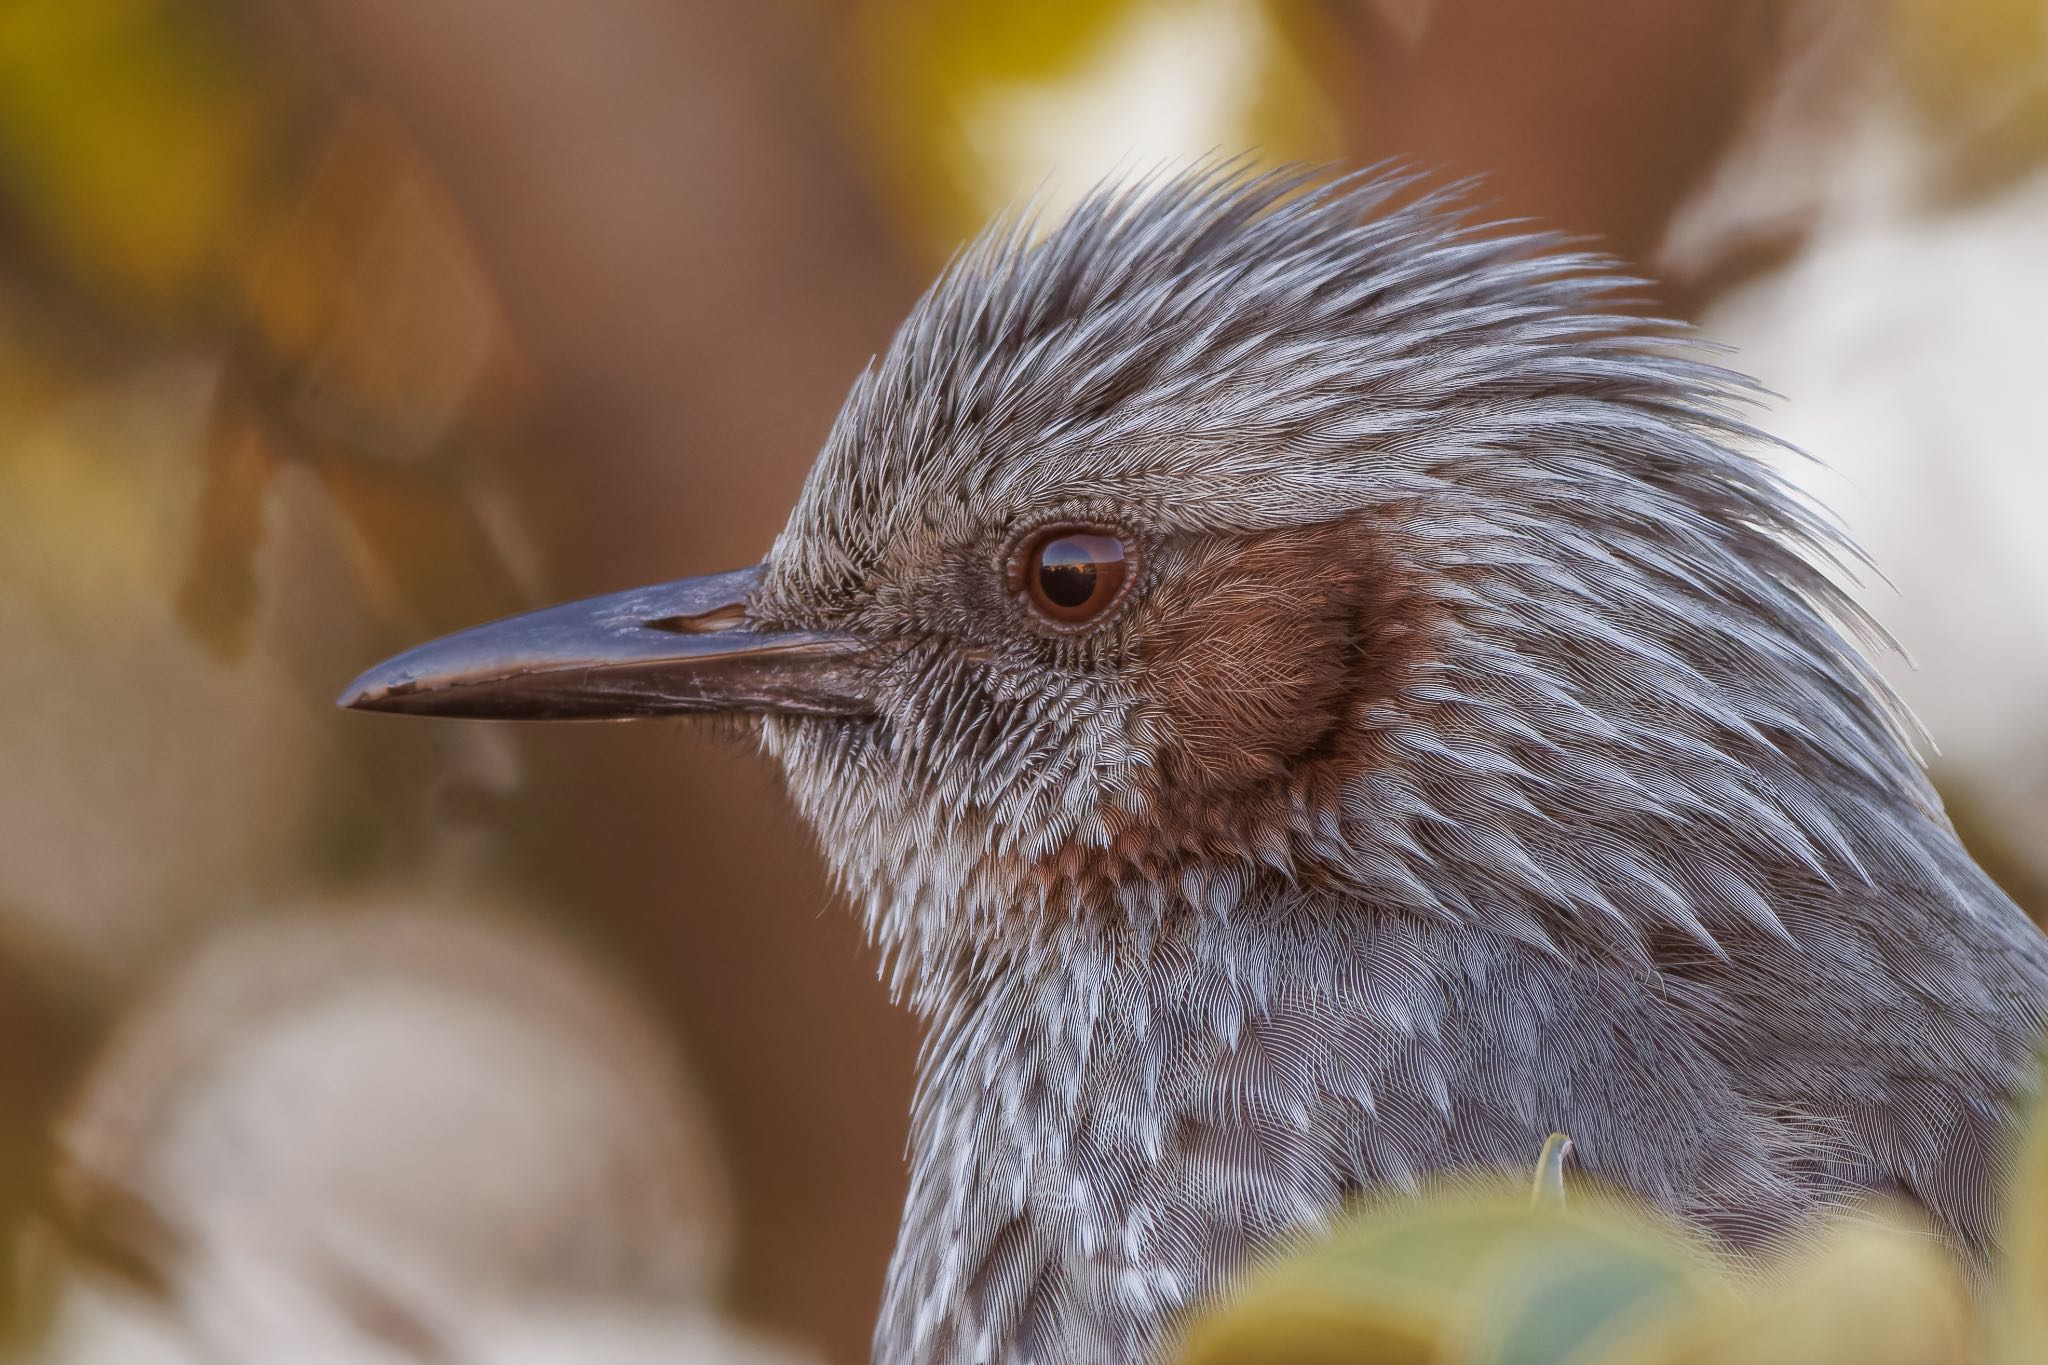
xmin=0 ymin=1 xmax=2043 ymax=1361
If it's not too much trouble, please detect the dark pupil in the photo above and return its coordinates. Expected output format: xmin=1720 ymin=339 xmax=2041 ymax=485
xmin=1037 ymin=538 xmax=1103 ymax=607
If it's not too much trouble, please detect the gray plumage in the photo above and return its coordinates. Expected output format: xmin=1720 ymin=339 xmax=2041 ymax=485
xmin=337 ymin=161 xmax=2048 ymax=1365
xmin=742 ymin=167 xmax=2048 ymax=1364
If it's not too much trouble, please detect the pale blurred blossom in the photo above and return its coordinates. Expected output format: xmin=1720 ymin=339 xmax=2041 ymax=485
xmin=1679 ymin=96 xmax=2048 ymax=875
xmin=33 ymin=904 xmax=816 ymax=1365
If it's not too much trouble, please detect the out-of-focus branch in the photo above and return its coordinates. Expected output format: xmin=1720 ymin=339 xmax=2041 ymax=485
xmin=291 ymin=0 xmax=917 ymax=571
xmin=285 ymin=4 xmax=925 ymax=1362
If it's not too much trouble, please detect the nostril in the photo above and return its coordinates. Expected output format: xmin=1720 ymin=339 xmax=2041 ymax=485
xmin=643 ymin=602 xmax=750 ymax=635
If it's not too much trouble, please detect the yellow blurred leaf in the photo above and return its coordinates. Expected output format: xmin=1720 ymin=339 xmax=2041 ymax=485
xmin=1893 ymin=0 xmax=2048 ymax=198
xmin=1609 ymin=1215 xmax=1972 ymax=1365
xmin=241 ymin=110 xmax=406 ymax=379
xmin=0 ymin=0 xmax=296 ymax=318
xmin=1169 ymin=1193 xmax=1719 ymax=1365
xmin=1174 ymin=1283 xmax=1445 ymax=1365
xmin=243 ymin=109 xmax=512 ymax=465
xmin=1461 ymin=1234 xmax=1702 ymax=1365
xmin=1992 ymin=1063 xmax=2048 ymax=1362
xmin=0 ymin=359 xmax=327 ymax=1002
xmin=0 ymin=379 xmax=178 ymax=619
xmin=844 ymin=0 xmax=1337 ymax=257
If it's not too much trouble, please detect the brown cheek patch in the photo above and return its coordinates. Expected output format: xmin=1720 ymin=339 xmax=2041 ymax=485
xmin=1029 ymin=516 xmax=1440 ymax=916
xmin=1143 ymin=520 xmax=1391 ymax=796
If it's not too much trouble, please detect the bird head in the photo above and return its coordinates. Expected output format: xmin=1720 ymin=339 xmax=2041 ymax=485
xmin=343 ymin=168 xmax=1925 ymax=1004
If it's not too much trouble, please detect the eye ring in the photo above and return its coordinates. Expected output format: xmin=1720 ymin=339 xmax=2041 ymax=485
xmin=1007 ymin=524 xmax=1135 ymax=629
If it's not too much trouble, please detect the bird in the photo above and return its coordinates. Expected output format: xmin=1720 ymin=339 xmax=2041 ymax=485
xmin=340 ymin=166 xmax=2048 ymax=1365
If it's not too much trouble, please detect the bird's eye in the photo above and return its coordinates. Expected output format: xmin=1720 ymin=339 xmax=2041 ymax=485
xmin=1016 ymin=527 xmax=1130 ymax=626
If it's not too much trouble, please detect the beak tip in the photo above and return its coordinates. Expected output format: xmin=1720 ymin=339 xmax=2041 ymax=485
xmin=336 ymin=665 xmax=415 ymax=713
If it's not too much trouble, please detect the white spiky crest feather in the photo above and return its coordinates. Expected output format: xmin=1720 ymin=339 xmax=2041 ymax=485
xmin=756 ymin=164 xmax=1938 ymax=990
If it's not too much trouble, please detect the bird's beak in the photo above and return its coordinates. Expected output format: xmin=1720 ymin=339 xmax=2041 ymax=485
xmin=336 ymin=564 xmax=874 ymax=720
